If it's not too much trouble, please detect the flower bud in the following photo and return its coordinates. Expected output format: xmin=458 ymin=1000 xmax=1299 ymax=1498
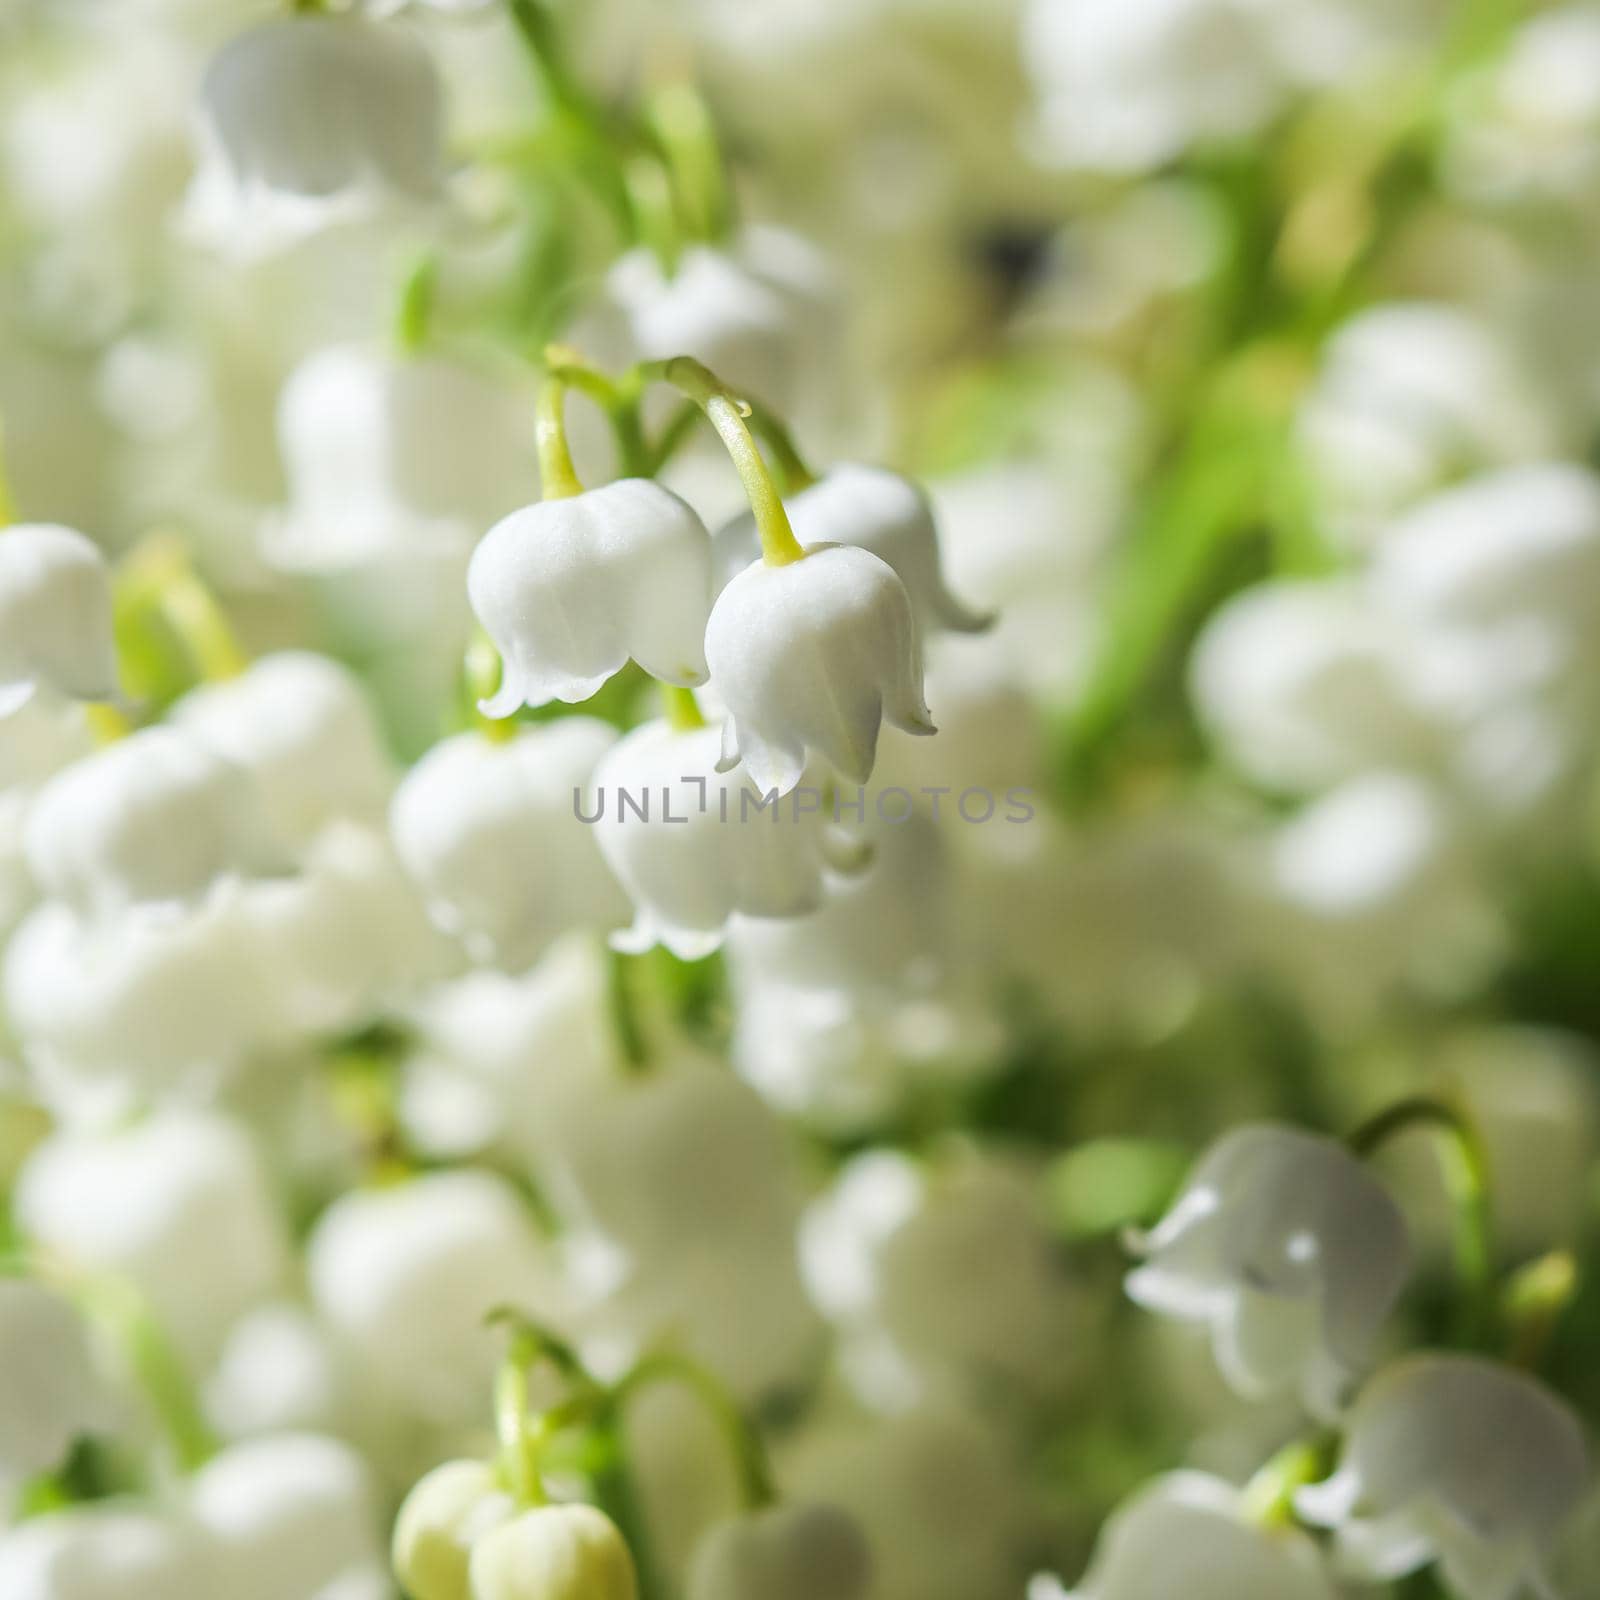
xmin=1048 ymin=1472 xmax=1337 ymax=1600
xmin=184 ymin=16 xmax=444 ymax=257
xmin=706 ymin=544 xmax=933 ymax=796
xmin=0 ymin=523 xmax=119 ymax=718
xmin=592 ymin=720 xmax=866 ymax=960
xmin=689 ymin=1502 xmax=870 ymax=1600
xmin=714 ymin=465 xmax=988 ymax=636
xmin=391 ymin=1460 xmax=513 ymax=1600
xmin=1126 ymin=1123 xmax=1412 ymax=1417
xmin=1297 ymin=1355 xmax=1589 ymax=1600
xmin=390 ymin=721 xmax=629 ymax=970
xmin=467 ymin=1504 xmax=636 ymax=1600
xmin=468 ymin=480 xmax=713 ymax=713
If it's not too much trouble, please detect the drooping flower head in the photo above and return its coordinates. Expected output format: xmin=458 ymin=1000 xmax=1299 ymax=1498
xmin=0 ymin=523 xmax=120 ymax=718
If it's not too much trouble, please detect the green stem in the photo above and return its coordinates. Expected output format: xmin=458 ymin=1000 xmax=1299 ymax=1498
xmin=121 ymin=535 xmax=247 ymax=685
xmin=1503 ymin=1250 xmax=1578 ymax=1373
xmin=1241 ymin=1435 xmax=1329 ymax=1528
xmin=605 ymin=945 xmax=650 ymax=1073
xmin=545 ymin=347 xmax=650 ymax=478
xmin=505 ymin=0 xmax=598 ymax=123
xmin=394 ymin=253 xmax=438 ymax=357
xmin=744 ymin=401 xmax=817 ymax=494
xmin=1348 ymin=1096 xmax=1496 ymax=1344
xmin=638 ymin=358 xmax=805 ymax=566
xmin=537 ymin=374 xmax=583 ymax=500
xmin=463 ymin=628 xmax=519 ymax=742
xmin=615 ymin=1352 xmax=775 ymax=1510
xmin=486 ymin=1310 xmax=598 ymax=1508
xmin=647 ymin=399 xmax=704 ymax=475
xmin=662 ymin=684 xmax=706 ymax=731
xmin=642 ymin=77 xmax=733 ymax=244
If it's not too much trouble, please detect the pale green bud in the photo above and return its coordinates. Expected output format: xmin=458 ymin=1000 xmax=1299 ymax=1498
xmin=468 ymin=1504 xmax=637 ymax=1600
xmin=391 ymin=1460 xmax=514 ymax=1600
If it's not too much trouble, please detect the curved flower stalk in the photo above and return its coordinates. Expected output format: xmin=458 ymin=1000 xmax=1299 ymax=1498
xmin=1125 ymin=1123 xmax=1413 ymax=1418
xmin=184 ymin=15 xmax=446 ymax=258
xmin=1043 ymin=1472 xmax=1338 ymax=1600
xmin=713 ymin=463 xmax=991 ymax=636
xmin=1296 ymin=1354 xmax=1590 ymax=1600
xmin=591 ymin=712 xmax=870 ymax=960
xmin=467 ymin=479 xmax=714 ymax=712
xmin=0 ymin=523 xmax=120 ymax=718
xmin=389 ymin=719 xmax=630 ymax=970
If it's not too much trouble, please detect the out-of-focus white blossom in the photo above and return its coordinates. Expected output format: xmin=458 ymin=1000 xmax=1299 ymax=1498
xmin=689 ymin=1502 xmax=871 ymax=1600
xmin=1297 ymin=1355 xmax=1590 ymax=1600
xmin=24 ymin=727 xmax=291 ymax=923
xmin=390 ymin=720 xmax=628 ymax=970
xmin=0 ymin=1279 xmax=115 ymax=1484
xmin=0 ymin=524 xmax=120 ymax=718
xmin=306 ymin=1169 xmax=568 ymax=1423
xmin=592 ymin=719 xmax=866 ymax=959
xmin=0 ymin=1506 xmax=222 ymax=1600
xmin=15 ymin=1110 xmax=289 ymax=1367
xmin=184 ymin=16 xmax=445 ymax=257
xmin=1046 ymin=1471 xmax=1337 ymax=1600
xmin=189 ymin=1433 xmax=385 ymax=1600
xmin=706 ymin=545 xmax=933 ymax=795
xmin=714 ymin=465 xmax=988 ymax=635
xmin=468 ymin=480 xmax=713 ymax=713
xmin=268 ymin=347 xmax=535 ymax=572
xmin=1126 ymin=1123 xmax=1411 ymax=1416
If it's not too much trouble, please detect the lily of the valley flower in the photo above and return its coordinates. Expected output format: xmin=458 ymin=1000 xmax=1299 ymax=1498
xmin=0 ymin=523 xmax=120 ymax=718
xmin=1045 ymin=1472 xmax=1338 ymax=1600
xmin=707 ymin=545 xmax=934 ymax=796
xmin=0 ymin=1505 xmax=222 ymax=1600
xmin=689 ymin=1503 xmax=871 ymax=1600
xmin=392 ymin=1459 xmax=515 ymax=1600
xmin=0 ymin=1280 xmax=115 ymax=1484
xmin=389 ymin=720 xmax=629 ymax=970
xmin=24 ymin=727 xmax=293 ymax=922
xmin=468 ymin=480 xmax=713 ymax=713
xmin=468 ymin=1504 xmax=637 ymax=1600
xmin=1126 ymin=1123 xmax=1412 ymax=1417
xmin=1296 ymin=1354 xmax=1590 ymax=1600
xmin=592 ymin=718 xmax=869 ymax=960
xmin=268 ymin=346 xmax=534 ymax=573
xmin=184 ymin=16 xmax=445 ymax=258
xmin=713 ymin=464 xmax=990 ymax=636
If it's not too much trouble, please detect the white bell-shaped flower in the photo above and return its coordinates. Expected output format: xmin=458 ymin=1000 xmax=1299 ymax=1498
xmin=468 ymin=1504 xmax=636 ymax=1600
xmin=1370 ymin=463 xmax=1600 ymax=634
xmin=689 ymin=1503 xmax=870 ymax=1600
xmin=1296 ymin=1355 xmax=1590 ymax=1600
xmin=713 ymin=465 xmax=989 ymax=636
xmin=3 ymin=894 xmax=281 ymax=1110
xmin=392 ymin=1459 xmax=515 ymax=1600
xmin=390 ymin=720 xmax=629 ymax=970
xmin=173 ymin=652 xmax=395 ymax=846
xmin=15 ymin=1110 xmax=290 ymax=1369
xmin=0 ymin=1280 xmax=116 ymax=1484
xmin=1125 ymin=1123 xmax=1412 ymax=1417
xmin=305 ymin=1169 xmax=568 ymax=1424
xmin=189 ymin=1433 xmax=386 ymax=1600
xmin=591 ymin=718 xmax=866 ymax=960
xmin=183 ymin=16 xmax=445 ymax=258
xmin=24 ymin=727 xmax=293 ymax=922
xmin=468 ymin=479 xmax=713 ymax=712
xmin=706 ymin=545 xmax=934 ymax=796
xmin=0 ymin=1506 xmax=222 ymax=1600
xmin=802 ymin=1149 xmax=1083 ymax=1413
xmin=0 ymin=523 xmax=120 ymax=717
xmin=598 ymin=226 xmax=836 ymax=419
xmin=268 ymin=347 xmax=535 ymax=572
xmin=1048 ymin=1471 xmax=1338 ymax=1600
